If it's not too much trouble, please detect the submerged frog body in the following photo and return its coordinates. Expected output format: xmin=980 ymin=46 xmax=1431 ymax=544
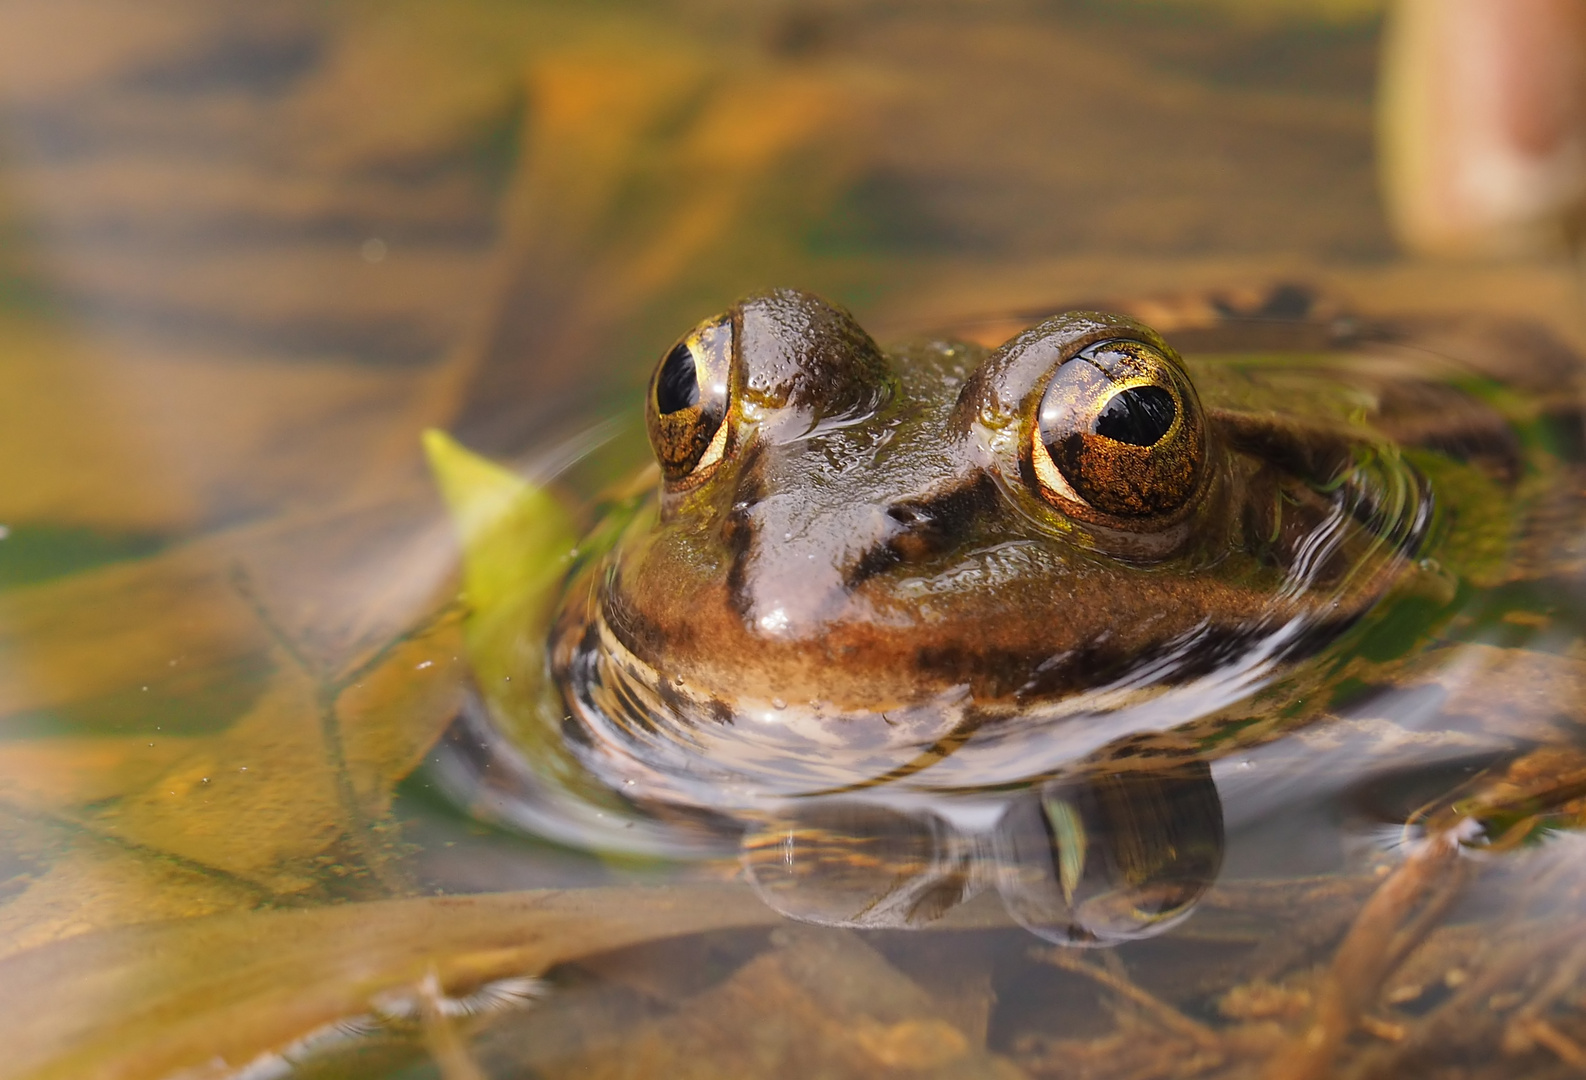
xmin=436 ymin=286 xmax=1586 ymax=941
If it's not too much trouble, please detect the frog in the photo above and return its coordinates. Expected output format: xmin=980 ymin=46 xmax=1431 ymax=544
xmin=428 ymin=285 xmax=1586 ymax=941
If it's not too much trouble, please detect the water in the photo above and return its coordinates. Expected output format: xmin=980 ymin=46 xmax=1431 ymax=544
xmin=3 ymin=2 xmax=1586 ymax=1078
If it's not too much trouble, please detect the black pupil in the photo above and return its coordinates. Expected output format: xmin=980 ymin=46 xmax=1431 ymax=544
xmin=656 ymin=342 xmax=700 ymax=414
xmin=1094 ymin=385 xmax=1176 ymax=446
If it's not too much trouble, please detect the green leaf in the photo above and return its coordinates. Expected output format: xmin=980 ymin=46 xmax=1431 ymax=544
xmin=422 ymin=428 xmax=578 ymax=616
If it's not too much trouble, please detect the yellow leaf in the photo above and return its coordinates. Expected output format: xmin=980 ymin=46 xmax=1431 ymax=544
xmin=422 ymin=428 xmax=576 ymax=615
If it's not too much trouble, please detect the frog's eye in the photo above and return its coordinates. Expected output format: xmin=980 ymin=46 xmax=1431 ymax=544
xmin=1029 ymin=339 xmax=1205 ymax=520
xmin=647 ymin=316 xmax=734 ymax=481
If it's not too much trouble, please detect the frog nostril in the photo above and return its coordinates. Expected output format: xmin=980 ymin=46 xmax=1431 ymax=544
xmin=885 ymin=504 xmax=949 ymax=563
xmin=849 ymin=503 xmax=949 ymax=585
xmin=846 ymin=478 xmax=998 ymax=586
xmin=886 ymin=504 xmax=937 ymax=529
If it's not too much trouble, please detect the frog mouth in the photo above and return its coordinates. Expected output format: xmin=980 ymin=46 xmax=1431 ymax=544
xmin=552 ymin=600 xmax=1376 ymax=810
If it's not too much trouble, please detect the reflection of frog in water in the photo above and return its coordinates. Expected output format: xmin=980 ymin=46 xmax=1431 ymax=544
xmin=432 ymin=286 xmax=1586 ymax=943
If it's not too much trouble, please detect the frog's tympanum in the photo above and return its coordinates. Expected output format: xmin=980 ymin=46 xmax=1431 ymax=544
xmin=433 ymin=287 xmax=1583 ymax=943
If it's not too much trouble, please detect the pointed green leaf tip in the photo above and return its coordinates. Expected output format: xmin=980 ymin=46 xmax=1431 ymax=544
xmin=422 ymin=428 xmax=578 ymax=613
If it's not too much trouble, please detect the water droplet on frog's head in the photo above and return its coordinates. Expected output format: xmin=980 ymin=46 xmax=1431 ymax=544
xmin=771 ymin=698 xmax=787 ymax=710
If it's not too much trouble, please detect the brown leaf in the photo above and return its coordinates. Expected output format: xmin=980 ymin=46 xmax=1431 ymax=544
xmin=537 ymin=926 xmax=1027 ymax=1080
xmin=0 ymin=884 xmax=782 ymax=1080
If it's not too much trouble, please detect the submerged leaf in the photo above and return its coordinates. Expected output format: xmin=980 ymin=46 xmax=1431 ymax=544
xmin=0 ymin=884 xmax=781 ymax=1080
xmin=423 ymin=427 xmax=577 ymax=622
xmin=530 ymin=926 xmax=1026 ymax=1080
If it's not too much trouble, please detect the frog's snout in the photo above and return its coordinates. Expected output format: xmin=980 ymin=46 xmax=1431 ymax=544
xmin=732 ymin=495 xmax=896 ymax=635
xmin=734 ymin=471 xmax=1002 ymax=638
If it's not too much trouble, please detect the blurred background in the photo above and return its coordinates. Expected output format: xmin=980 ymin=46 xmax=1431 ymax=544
xmin=1 ymin=0 xmax=1583 ymax=542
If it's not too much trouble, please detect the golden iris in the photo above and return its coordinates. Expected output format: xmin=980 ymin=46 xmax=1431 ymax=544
xmin=647 ymin=316 xmax=734 ymax=481
xmin=1031 ymin=339 xmax=1205 ymax=520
